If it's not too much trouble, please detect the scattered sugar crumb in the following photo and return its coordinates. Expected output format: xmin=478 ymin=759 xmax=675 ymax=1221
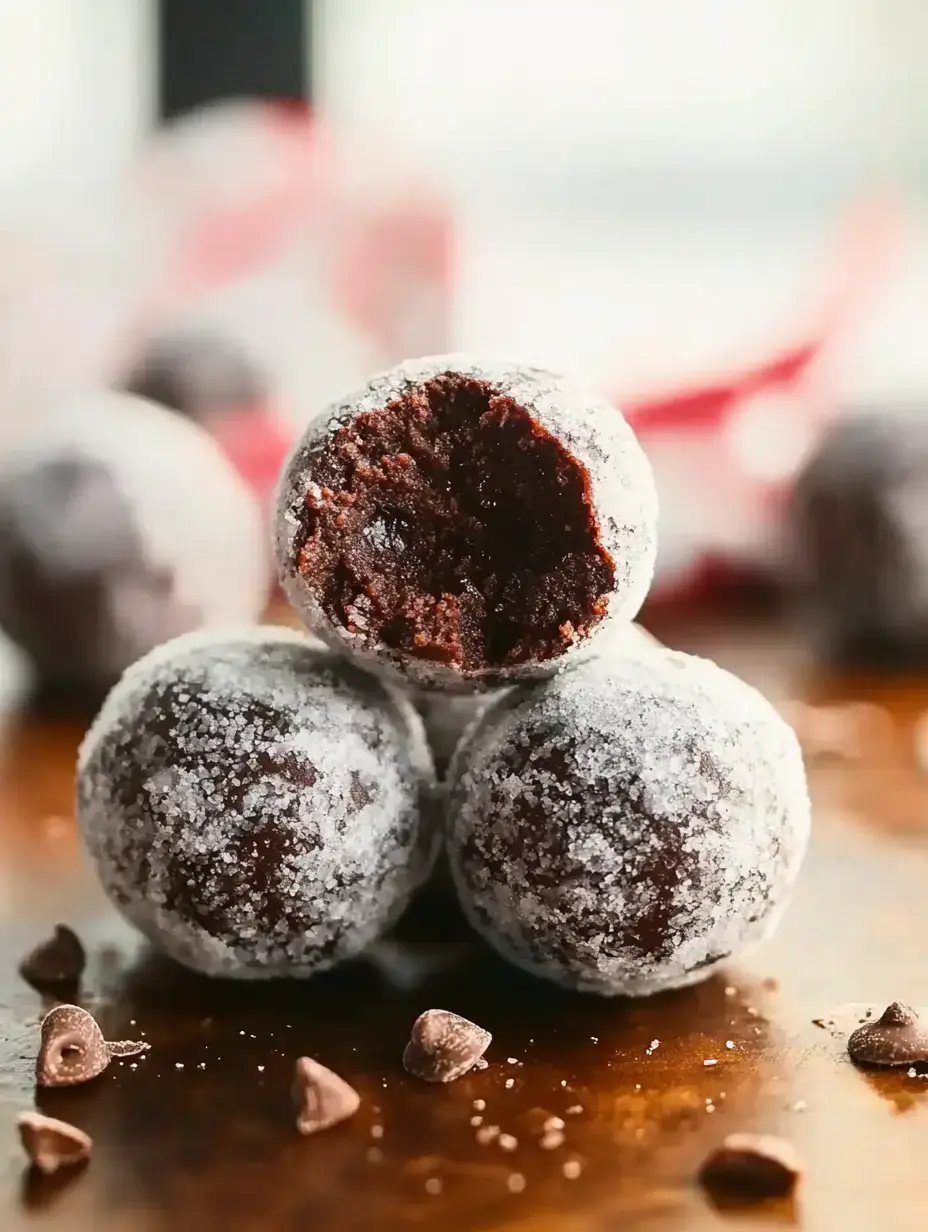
xmin=470 ymin=1116 xmax=483 ymax=1127
xmin=544 ymin=1116 xmax=565 ymax=1131
xmin=562 ymin=1160 xmax=582 ymax=1179
xmin=541 ymin=1129 xmax=565 ymax=1149
xmin=371 ymin=1125 xmax=384 ymax=1139
xmin=425 ymin=1178 xmax=442 ymax=1195
xmin=473 ymin=1099 xmax=486 ymax=1111
xmin=704 ymin=1059 xmax=718 ymax=1067
xmin=566 ymin=1105 xmax=583 ymax=1114
xmin=476 ymin=1126 xmax=500 ymax=1145
xmin=367 ymin=1147 xmax=383 ymax=1163
xmin=505 ymin=1078 xmax=514 ymax=1089
xmin=507 ymin=1173 xmax=526 ymax=1194
xmin=499 ymin=1134 xmax=518 ymax=1152
xmin=725 ymin=1040 xmax=734 ymax=1049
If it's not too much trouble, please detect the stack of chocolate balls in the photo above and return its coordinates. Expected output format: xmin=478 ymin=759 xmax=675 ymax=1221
xmin=77 ymin=355 xmax=810 ymax=994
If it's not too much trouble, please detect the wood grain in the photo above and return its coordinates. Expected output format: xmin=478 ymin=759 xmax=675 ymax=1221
xmin=1 ymin=613 xmax=927 ymax=1230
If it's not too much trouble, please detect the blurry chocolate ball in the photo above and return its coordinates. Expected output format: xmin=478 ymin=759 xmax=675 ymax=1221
xmin=789 ymin=408 xmax=928 ymax=664
xmin=120 ymin=331 xmax=266 ymax=426
xmin=0 ymin=391 xmax=269 ymax=701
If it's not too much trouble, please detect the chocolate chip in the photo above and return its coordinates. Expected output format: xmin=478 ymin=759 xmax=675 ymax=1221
xmin=35 ymin=1006 xmax=109 ymax=1088
xmin=699 ymin=1134 xmax=801 ymax=1201
xmin=19 ymin=926 xmax=86 ymax=992
xmin=292 ymin=1058 xmax=360 ymax=1135
xmin=402 ymin=1008 xmax=492 ymax=1083
xmin=18 ymin=1111 xmax=92 ymax=1175
xmin=34 ymin=1002 xmax=150 ymax=1087
xmin=847 ymin=1001 xmax=928 ymax=1067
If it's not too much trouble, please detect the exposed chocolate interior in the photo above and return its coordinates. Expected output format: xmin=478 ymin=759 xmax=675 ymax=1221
xmin=296 ymin=374 xmax=614 ymax=674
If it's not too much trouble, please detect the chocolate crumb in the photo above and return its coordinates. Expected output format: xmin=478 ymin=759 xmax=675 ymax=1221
xmin=699 ymin=1134 xmax=801 ymax=1202
xmin=847 ymin=1001 xmax=928 ymax=1067
xmin=18 ymin=1112 xmax=92 ymax=1175
xmin=19 ymin=926 xmax=86 ymax=992
xmin=35 ymin=1006 xmax=110 ymax=1088
xmin=293 ymin=1058 xmax=360 ymax=1135
xmin=403 ymin=1009 xmax=491 ymax=1083
xmin=541 ymin=1129 xmax=565 ymax=1149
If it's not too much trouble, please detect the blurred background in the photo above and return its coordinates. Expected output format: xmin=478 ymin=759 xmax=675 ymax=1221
xmin=1 ymin=0 xmax=928 ymax=701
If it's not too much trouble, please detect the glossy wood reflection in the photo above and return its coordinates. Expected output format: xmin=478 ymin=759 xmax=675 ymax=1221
xmin=1 ymin=615 xmax=928 ymax=1230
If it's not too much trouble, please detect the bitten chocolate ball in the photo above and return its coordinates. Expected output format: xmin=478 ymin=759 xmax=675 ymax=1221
xmin=447 ymin=650 xmax=809 ymax=996
xmin=121 ymin=331 xmax=266 ymax=425
xmin=0 ymin=392 xmax=269 ymax=699
xmin=789 ymin=408 xmax=928 ymax=664
xmin=77 ymin=628 xmax=437 ymax=978
xmin=275 ymin=355 xmax=657 ymax=692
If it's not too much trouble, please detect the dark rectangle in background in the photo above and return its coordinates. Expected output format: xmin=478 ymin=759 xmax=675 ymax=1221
xmin=158 ymin=0 xmax=310 ymax=121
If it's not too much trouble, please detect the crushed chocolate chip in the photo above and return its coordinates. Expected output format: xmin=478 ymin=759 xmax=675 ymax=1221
xmin=35 ymin=1006 xmax=109 ymax=1088
xmin=847 ymin=1001 xmax=928 ymax=1067
xmin=699 ymin=1134 xmax=801 ymax=1201
xmin=106 ymin=1039 xmax=150 ymax=1059
xmin=19 ymin=926 xmax=86 ymax=992
xmin=402 ymin=1009 xmax=492 ymax=1083
xmin=293 ymin=1057 xmax=360 ymax=1135
xmin=18 ymin=1111 xmax=92 ymax=1175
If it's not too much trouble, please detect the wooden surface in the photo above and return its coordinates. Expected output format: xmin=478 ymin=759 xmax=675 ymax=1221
xmin=2 ymin=613 xmax=928 ymax=1230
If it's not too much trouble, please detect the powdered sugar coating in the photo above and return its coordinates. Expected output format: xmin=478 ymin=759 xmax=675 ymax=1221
xmin=77 ymin=627 xmax=437 ymax=979
xmin=417 ymin=623 xmax=661 ymax=776
xmin=447 ymin=649 xmax=809 ymax=997
xmin=274 ymin=354 xmax=658 ymax=692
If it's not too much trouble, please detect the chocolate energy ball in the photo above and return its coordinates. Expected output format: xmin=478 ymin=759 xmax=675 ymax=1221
xmin=275 ymin=355 xmax=658 ymax=692
xmin=120 ymin=331 xmax=266 ymax=425
xmin=447 ymin=649 xmax=809 ymax=996
xmin=789 ymin=408 xmax=928 ymax=664
xmin=77 ymin=628 xmax=437 ymax=979
xmin=0 ymin=392 xmax=269 ymax=699
xmin=416 ymin=622 xmax=661 ymax=776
